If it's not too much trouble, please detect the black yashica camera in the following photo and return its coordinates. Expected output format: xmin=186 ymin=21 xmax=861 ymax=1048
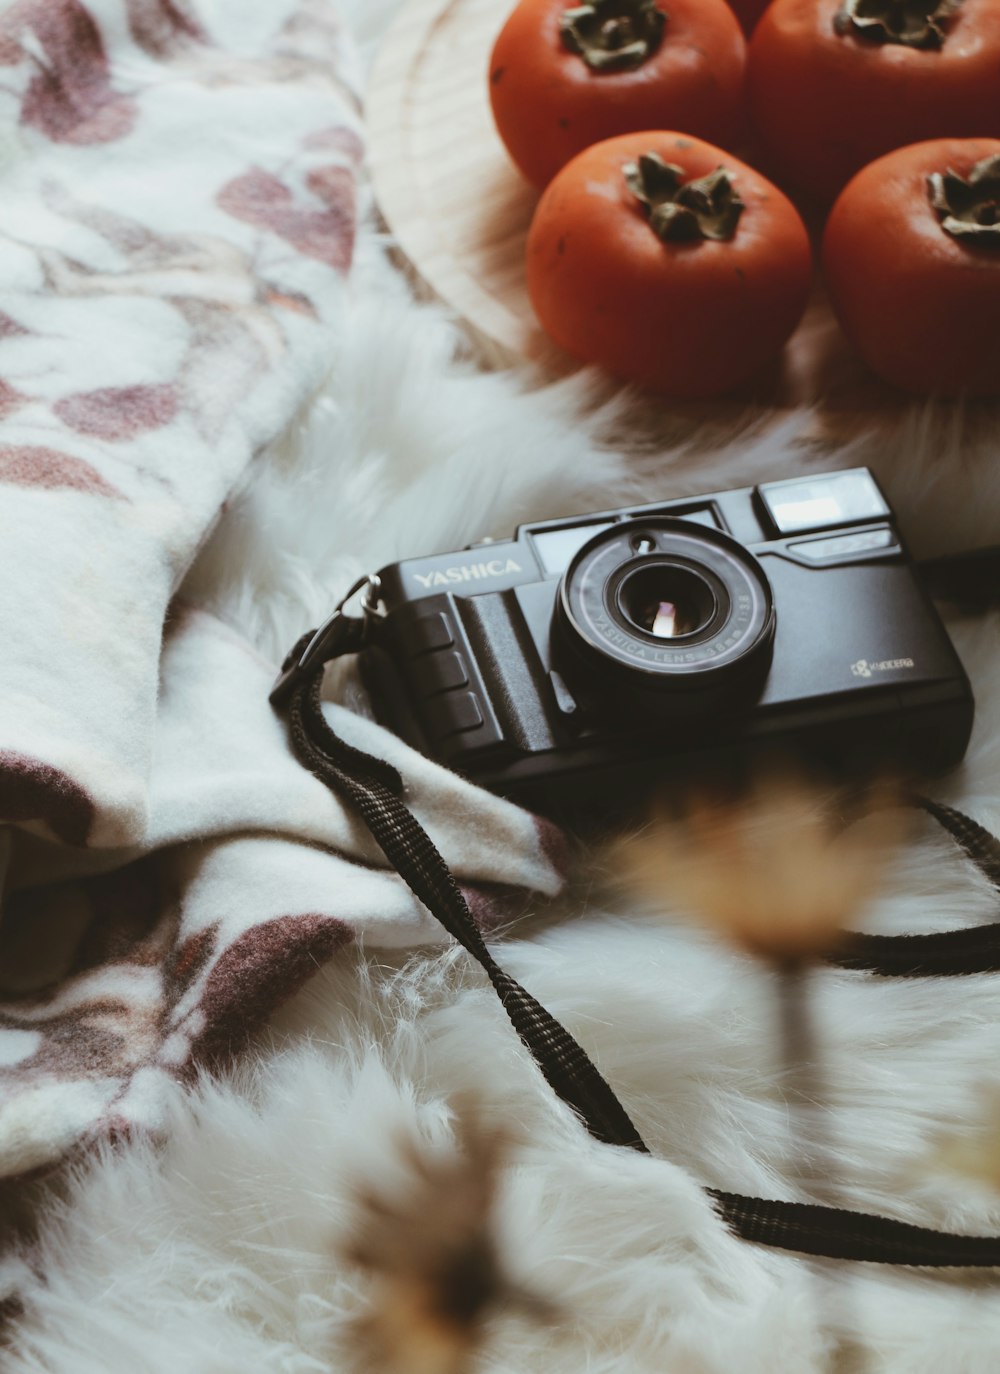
xmin=361 ymin=469 xmax=973 ymax=814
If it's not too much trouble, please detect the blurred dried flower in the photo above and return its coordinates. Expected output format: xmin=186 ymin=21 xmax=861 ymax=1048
xmin=925 ymin=1087 xmax=1000 ymax=1193
xmin=618 ymin=775 xmax=904 ymax=967
xmin=616 ymin=773 xmax=903 ymax=1355
xmin=340 ymin=1099 xmax=550 ymax=1374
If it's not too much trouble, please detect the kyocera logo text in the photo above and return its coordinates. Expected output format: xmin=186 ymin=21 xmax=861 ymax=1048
xmin=851 ymin=657 xmax=915 ymax=678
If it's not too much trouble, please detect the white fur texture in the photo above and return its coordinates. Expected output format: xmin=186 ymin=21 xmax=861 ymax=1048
xmin=8 ymin=2 xmax=1000 ymax=1367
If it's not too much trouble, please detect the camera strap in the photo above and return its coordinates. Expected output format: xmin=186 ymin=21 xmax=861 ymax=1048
xmin=272 ymin=615 xmax=1000 ymax=1268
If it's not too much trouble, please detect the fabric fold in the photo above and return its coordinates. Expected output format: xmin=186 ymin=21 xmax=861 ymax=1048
xmin=0 ymin=0 xmax=364 ymax=847
xmin=0 ymin=606 xmax=565 ymax=1178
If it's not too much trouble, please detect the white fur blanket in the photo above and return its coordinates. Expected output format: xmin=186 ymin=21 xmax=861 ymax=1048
xmin=4 ymin=1 xmax=1000 ymax=1370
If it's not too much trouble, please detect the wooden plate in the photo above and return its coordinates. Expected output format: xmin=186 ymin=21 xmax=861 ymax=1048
xmin=367 ymin=0 xmax=556 ymax=364
xmin=366 ymin=0 xmax=900 ymax=414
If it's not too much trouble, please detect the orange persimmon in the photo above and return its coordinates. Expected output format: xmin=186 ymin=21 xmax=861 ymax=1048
xmin=526 ymin=132 xmax=812 ymax=398
xmin=490 ymin=0 xmax=746 ymax=189
xmin=823 ymin=139 xmax=1000 ymax=396
xmin=749 ymin=0 xmax=1000 ymax=203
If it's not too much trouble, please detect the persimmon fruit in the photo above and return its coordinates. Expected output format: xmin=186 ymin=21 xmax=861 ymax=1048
xmin=490 ymin=0 xmax=746 ymax=189
xmin=526 ymin=132 xmax=812 ymax=398
xmin=748 ymin=0 xmax=1000 ymax=203
xmin=823 ymin=139 xmax=1000 ymax=396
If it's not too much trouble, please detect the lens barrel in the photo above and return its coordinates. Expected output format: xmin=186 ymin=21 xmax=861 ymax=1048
xmin=554 ymin=518 xmax=775 ymax=713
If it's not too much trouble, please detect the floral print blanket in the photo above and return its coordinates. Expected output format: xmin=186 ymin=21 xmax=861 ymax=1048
xmin=0 ymin=0 xmax=564 ymax=1180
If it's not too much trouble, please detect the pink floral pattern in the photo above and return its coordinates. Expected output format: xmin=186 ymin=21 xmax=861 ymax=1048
xmin=27 ymin=185 xmax=343 ymax=443
xmin=0 ymin=752 xmax=96 ymax=844
xmin=54 ymin=384 xmax=178 ymax=440
xmin=0 ymin=315 xmax=28 ymax=339
xmin=0 ymin=446 xmax=123 ymax=497
xmin=188 ymin=915 xmax=353 ymax=1067
xmin=0 ymin=0 xmax=382 ymax=1215
xmin=218 ymin=163 xmax=356 ymax=272
xmin=0 ymin=882 xmax=356 ymax=1159
xmin=125 ymin=0 xmax=205 ymax=55
xmin=6 ymin=0 xmax=137 ymax=145
xmin=0 ymin=383 xmax=26 ymax=420
xmin=304 ymin=125 xmax=365 ymax=163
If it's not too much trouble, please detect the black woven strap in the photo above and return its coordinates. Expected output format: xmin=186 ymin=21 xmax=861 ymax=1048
xmin=273 ymin=643 xmax=1000 ymax=1267
xmin=707 ymin=1192 xmax=1000 ymax=1267
xmin=919 ymin=796 xmax=1000 ymax=889
xmin=835 ymin=922 xmax=1000 ymax=977
xmin=833 ymin=796 xmax=1000 ymax=977
xmin=286 ymin=661 xmax=645 ymax=1152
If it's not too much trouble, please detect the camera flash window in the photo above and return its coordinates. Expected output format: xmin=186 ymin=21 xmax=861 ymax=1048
xmin=759 ymin=471 xmax=890 ymax=535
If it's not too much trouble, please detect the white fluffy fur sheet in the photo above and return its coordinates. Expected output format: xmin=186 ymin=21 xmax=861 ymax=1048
xmin=7 ymin=2 xmax=1000 ymax=1369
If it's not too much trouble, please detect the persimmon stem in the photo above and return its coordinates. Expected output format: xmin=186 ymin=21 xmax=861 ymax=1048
xmin=929 ymin=154 xmax=1000 ymax=246
xmin=833 ymin=0 xmax=962 ymax=50
xmin=624 ymin=154 xmax=744 ymax=244
xmin=560 ymin=0 xmax=666 ymax=72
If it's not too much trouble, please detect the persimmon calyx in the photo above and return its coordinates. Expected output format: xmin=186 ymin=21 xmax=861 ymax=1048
xmin=833 ymin=0 xmax=962 ymax=50
xmin=560 ymin=0 xmax=666 ymax=72
xmin=929 ymin=154 xmax=1000 ymax=246
xmin=624 ymin=154 xmax=744 ymax=243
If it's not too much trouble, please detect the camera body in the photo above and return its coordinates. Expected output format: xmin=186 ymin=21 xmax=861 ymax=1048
xmin=361 ymin=470 xmax=973 ymax=814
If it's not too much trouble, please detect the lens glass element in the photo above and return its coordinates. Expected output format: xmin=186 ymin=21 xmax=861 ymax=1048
xmin=618 ymin=565 xmax=716 ymax=640
xmin=555 ymin=516 xmax=775 ymax=703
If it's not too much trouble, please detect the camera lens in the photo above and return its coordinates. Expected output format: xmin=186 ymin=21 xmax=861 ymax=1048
xmin=618 ymin=565 xmax=716 ymax=640
xmin=554 ymin=517 xmax=775 ymax=711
